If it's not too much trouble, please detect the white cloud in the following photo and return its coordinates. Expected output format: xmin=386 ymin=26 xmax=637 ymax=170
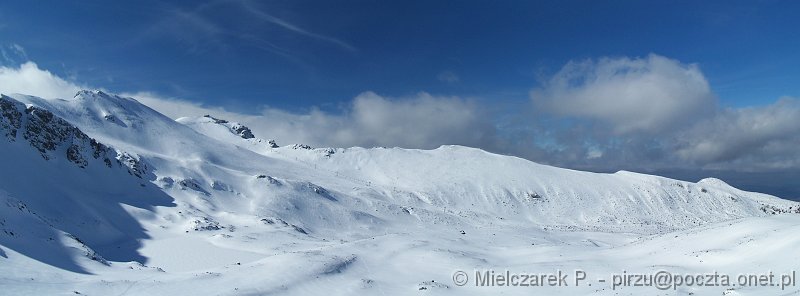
xmin=531 ymin=54 xmax=717 ymax=134
xmin=3 ymin=56 xmax=800 ymax=175
xmin=130 ymin=90 xmax=494 ymax=149
xmin=0 ymin=62 xmax=84 ymax=99
xmin=526 ymin=54 xmax=800 ymax=174
xmin=675 ymin=97 xmax=800 ymax=170
xmin=348 ymin=92 xmax=492 ymax=148
xmin=0 ymin=60 xmax=492 ymax=150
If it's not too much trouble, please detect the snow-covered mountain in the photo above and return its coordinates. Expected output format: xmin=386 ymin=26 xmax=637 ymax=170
xmin=1 ymin=90 xmax=798 ymax=295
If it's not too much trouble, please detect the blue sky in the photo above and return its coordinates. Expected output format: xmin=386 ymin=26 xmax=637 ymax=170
xmin=1 ymin=0 xmax=799 ymax=110
xmin=1 ymin=1 xmax=800 ymax=198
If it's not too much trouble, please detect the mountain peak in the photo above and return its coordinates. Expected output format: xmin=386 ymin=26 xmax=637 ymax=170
xmin=2 ymin=91 xmax=799 ymax=295
xmin=0 ymin=94 xmax=147 ymax=175
xmin=698 ymin=177 xmax=733 ymax=188
xmin=74 ymin=89 xmax=106 ymax=98
xmin=73 ymin=89 xmax=129 ymax=102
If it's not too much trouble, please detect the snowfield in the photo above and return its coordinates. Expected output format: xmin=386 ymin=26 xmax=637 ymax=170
xmin=1 ymin=90 xmax=799 ymax=295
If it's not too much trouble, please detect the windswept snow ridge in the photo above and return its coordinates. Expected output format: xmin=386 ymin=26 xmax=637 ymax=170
xmin=0 ymin=90 xmax=798 ymax=296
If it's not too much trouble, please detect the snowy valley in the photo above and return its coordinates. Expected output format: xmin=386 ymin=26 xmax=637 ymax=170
xmin=1 ymin=90 xmax=799 ymax=295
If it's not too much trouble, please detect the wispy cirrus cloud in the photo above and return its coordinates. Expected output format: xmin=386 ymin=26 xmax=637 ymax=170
xmin=437 ymin=71 xmax=460 ymax=83
xmin=140 ymin=0 xmax=355 ymax=57
xmin=1 ymin=43 xmax=28 ymax=65
xmin=140 ymin=2 xmax=231 ymax=54
xmin=237 ymin=0 xmax=356 ymax=53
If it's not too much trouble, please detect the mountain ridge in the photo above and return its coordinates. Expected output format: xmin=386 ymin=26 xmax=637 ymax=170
xmin=1 ymin=90 xmax=798 ymax=295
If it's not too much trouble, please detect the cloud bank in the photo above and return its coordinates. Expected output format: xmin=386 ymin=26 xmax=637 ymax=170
xmin=0 ymin=61 xmax=491 ymax=151
xmin=1 ymin=55 xmax=798 ymax=177
xmin=676 ymin=98 xmax=800 ymax=170
xmin=0 ymin=62 xmax=84 ymax=99
xmin=131 ymin=90 xmax=494 ymax=149
xmin=531 ymin=54 xmax=717 ymax=134
xmin=529 ymin=54 xmax=800 ymax=172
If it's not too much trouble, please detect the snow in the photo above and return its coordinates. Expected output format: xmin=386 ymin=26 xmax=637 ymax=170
xmin=138 ymin=235 xmax=265 ymax=272
xmin=1 ymin=90 xmax=799 ymax=295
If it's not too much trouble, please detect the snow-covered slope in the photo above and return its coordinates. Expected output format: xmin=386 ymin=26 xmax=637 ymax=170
xmin=1 ymin=90 xmax=798 ymax=295
xmin=0 ymin=93 xmax=173 ymax=273
xmin=179 ymin=112 xmax=797 ymax=232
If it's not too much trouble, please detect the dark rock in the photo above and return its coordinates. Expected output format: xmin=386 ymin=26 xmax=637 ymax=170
xmin=292 ymin=144 xmax=312 ymax=150
xmin=178 ymin=178 xmax=210 ymax=195
xmin=321 ymin=148 xmax=335 ymax=157
xmin=0 ymin=96 xmax=133 ymax=173
xmin=230 ymin=123 xmax=254 ymax=139
xmin=0 ymin=95 xmax=23 ymax=140
xmin=203 ymin=114 xmax=228 ymax=124
xmin=292 ymin=225 xmax=308 ymax=234
xmin=203 ymin=115 xmax=255 ymax=139
xmin=117 ymin=152 xmax=151 ymax=179
xmin=191 ymin=217 xmax=223 ymax=231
